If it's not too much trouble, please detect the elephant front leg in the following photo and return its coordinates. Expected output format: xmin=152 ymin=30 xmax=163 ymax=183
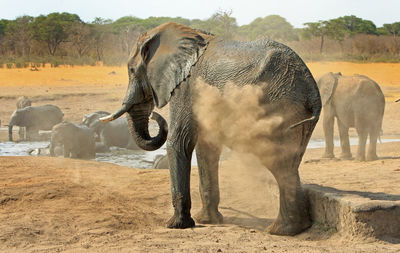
xmin=18 ymin=127 xmax=25 ymax=141
xmin=193 ymin=138 xmax=223 ymax=224
xmin=166 ymin=120 xmax=197 ymax=229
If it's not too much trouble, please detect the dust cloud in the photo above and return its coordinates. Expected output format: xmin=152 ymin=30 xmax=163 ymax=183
xmin=193 ymin=79 xmax=282 ymax=218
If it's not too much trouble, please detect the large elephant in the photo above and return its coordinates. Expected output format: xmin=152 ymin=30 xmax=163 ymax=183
xmin=317 ymin=72 xmax=385 ymax=161
xmin=8 ymin=104 xmax=64 ymax=141
xmin=101 ymin=22 xmax=321 ymax=235
xmin=50 ymin=121 xmax=96 ymax=159
xmin=81 ymin=111 xmax=139 ymax=151
xmin=15 ymin=96 xmax=32 ymax=141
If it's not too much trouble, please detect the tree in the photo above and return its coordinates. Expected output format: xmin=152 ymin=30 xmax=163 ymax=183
xmin=91 ymin=17 xmax=112 ymax=61
xmin=68 ymin=22 xmax=93 ymax=58
xmin=192 ymin=10 xmax=238 ymax=40
xmin=339 ymin=15 xmax=377 ymax=35
xmin=6 ymin=16 xmax=34 ymax=57
xmin=31 ymin=12 xmax=82 ymax=56
xmin=303 ymin=21 xmax=329 ymax=54
xmin=239 ymin=15 xmax=297 ymax=41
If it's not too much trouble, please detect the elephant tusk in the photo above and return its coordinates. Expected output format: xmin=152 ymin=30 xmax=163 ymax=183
xmin=99 ymin=104 xmax=130 ymax=122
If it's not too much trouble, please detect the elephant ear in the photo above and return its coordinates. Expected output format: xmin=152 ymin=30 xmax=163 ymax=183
xmin=317 ymin=72 xmax=338 ymax=106
xmin=140 ymin=23 xmax=210 ymax=108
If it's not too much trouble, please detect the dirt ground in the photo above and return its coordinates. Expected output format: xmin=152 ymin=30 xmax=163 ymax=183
xmin=0 ymin=62 xmax=400 ymax=252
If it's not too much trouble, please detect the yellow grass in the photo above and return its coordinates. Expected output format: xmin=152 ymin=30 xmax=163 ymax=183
xmin=307 ymin=61 xmax=400 ymax=87
xmin=0 ymin=62 xmax=399 ymax=100
xmin=0 ymin=65 xmax=128 ymax=86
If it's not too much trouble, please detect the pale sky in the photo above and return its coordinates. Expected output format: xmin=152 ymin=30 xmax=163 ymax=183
xmin=1 ymin=0 xmax=399 ymax=28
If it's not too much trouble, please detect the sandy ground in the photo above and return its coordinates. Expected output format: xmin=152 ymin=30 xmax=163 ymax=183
xmin=0 ymin=62 xmax=400 ymax=252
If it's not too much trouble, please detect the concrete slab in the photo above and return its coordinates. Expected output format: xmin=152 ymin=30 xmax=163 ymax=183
xmin=304 ymin=184 xmax=400 ymax=241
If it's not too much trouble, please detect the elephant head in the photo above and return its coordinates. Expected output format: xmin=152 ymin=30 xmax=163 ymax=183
xmin=50 ymin=121 xmax=74 ymax=156
xmin=316 ymin=72 xmax=342 ymax=106
xmin=101 ymin=22 xmax=210 ymax=151
xmin=82 ymin=111 xmax=110 ymax=138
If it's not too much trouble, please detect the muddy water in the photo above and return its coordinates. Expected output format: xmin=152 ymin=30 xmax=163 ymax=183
xmin=1 ymin=137 xmax=399 ymax=169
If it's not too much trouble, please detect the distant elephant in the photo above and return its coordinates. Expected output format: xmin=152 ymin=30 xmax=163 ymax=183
xmin=16 ymin=96 xmax=32 ymax=141
xmin=50 ymin=121 xmax=96 ymax=159
xmin=317 ymin=72 xmax=385 ymax=161
xmin=82 ymin=111 xmax=139 ymax=151
xmin=8 ymin=104 xmax=64 ymax=141
xmin=152 ymin=154 xmax=169 ymax=169
xmin=101 ymin=22 xmax=321 ymax=235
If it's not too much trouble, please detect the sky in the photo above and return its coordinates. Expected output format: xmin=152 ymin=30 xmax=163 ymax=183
xmin=1 ymin=0 xmax=399 ymax=28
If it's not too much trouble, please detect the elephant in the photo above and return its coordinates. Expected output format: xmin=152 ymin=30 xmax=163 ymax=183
xmin=16 ymin=96 xmax=32 ymax=141
xmin=100 ymin=22 xmax=321 ymax=235
xmin=317 ymin=72 xmax=385 ymax=161
xmin=8 ymin=104 xmax=64 ymax=141
xmin=81 ymin=111 xmax=139 ymax=151
xmin=50 ymin=121 xmax=96 ymax=159
xmin=152 ymin=154 xmax=169 ymax=169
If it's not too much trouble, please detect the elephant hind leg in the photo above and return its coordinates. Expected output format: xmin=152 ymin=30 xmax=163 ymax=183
xmin=193 ymin=137 xmax=223 ymax=224
xmin=337 ymin=120 xmax=352 ymax=160
xmin=366 ymin=125 xmax=380 ymax=161
xmin=263 ymin=123 xmax=313 ymax=236
xmin=355 ymin=125 xmax=368 ymax=162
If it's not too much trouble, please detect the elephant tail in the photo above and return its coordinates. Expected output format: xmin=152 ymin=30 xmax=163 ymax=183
xmin=287 ymin=115 xmax=318 ymax=130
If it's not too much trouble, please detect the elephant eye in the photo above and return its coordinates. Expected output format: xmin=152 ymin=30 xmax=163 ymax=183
xmin=129 ymin=67 xmax=135 ymax=74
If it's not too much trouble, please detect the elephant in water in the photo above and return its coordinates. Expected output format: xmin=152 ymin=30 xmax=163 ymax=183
xmin=81 ymin=111 xmax=140 ymax=151
xmin=50 ymin=121 xmax=96 ymax=159
xmin=317 ymin=72 xmax=385 ymax=161
xmin=8 ymin=104 xmax=64 ymax=141
xmin=16 ymin=96 xmax=32 ymax=141
xmin=101 ymin=22 xmax=321 ymax=235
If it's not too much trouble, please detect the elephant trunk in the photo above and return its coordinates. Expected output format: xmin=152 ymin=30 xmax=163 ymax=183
xmin=126 ymin=104 xmax=168 ymax=151
xmin=100 ymin=78 xmax=168 ymax=151
xmin=8 ymin=124 xmax=13 ymax=141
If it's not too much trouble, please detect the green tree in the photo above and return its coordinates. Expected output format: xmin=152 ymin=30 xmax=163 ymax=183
xmin=239 ymin=15 xmax=297 ymax=41
xmin=192 ymin=10 xmax=237 ymax=40
xmin=339 ymin=15 xmax=377 ymax=35
xmin=31 ymin=12 xmax=82 ymax=55
xmin=91 ymin=17 xmax=112 ymax=61
xmin=6 ymin=16 xmax=34 ymax=57
xmin=303 ymin=21 xmax=329 ymax=54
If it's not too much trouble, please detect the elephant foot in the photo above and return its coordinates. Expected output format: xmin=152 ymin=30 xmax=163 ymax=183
xmin=322 ymin=153 xmax=335 ymax=159
xmin=356 ymin=155 xmax=366 ymax=162
xmin=267 ymin=218 xmax=311 ymax=236
xmin=339 ymin=153 xmax=353 ymax=160
xmin=194 ymin=208 xmax=223 ymax=224
xmin=366 ymin=154 xmax=378 ymax=161
xmin=166 ymin=214 xmax=195 ymax=229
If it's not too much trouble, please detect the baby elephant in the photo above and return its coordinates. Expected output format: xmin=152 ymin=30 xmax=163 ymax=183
xmin=8 ymin=104 xmax=63 ymax=141
xmin=50 ymin=122 xmax=96 ymax=159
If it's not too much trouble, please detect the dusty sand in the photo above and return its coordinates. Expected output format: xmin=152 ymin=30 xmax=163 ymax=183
xmin=0 ymin=62 xmax=400 ymax=252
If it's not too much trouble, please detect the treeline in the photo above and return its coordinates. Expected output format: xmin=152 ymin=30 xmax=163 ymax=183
xmin=0 ymin=11 xmax=400 ymax=67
